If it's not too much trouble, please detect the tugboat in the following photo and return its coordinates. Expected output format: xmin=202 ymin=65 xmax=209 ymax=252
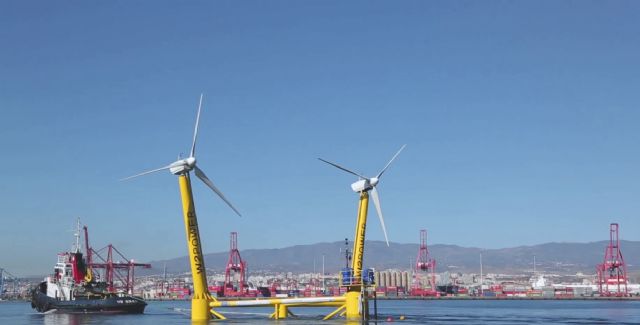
xmin=31 ymin=220 xmax=147 ymax=313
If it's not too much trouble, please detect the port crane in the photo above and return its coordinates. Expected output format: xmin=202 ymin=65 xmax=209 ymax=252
xmin=597 ymin=223 xmax=628 ymax=296
xmin=411 ymin=229 xmax=437 ymax=296
xmin=0 ymin=268 xmax=4 ymax=297
xmin=224 ymin=232 xmax=248 ymax=297
xmin=0 ymin=268 xmax=18 ymax=299
xmin=82 ymin=225 xmax=151 ymax=294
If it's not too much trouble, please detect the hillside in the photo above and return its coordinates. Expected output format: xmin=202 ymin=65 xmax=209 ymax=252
xmin=145 ymin=240 xmax=640 ymax=275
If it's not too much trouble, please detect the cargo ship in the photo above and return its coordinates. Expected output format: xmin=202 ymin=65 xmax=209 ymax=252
xmin=30 ymin=222 xmax=146 ymax=314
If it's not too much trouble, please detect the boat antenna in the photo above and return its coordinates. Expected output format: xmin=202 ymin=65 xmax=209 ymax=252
xmin=74 ymin=218 xmax=81 ymax=253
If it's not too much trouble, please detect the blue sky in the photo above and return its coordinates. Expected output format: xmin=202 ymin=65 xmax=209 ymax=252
xmin=1 ymin=1 xmax=639 ymax=276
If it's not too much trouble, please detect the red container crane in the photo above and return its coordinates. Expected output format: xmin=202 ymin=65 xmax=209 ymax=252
xmin=83 ymin=226 xmax=151 ymax=294
xmin=596 ymin=223 xmax=628 ymax=297
xmin=224 ymin=232 xmax=248 ymax=297
xmin=410 ymin=229 xmax=438 ymax=296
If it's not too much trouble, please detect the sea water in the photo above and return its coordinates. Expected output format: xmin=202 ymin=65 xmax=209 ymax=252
xmin=2 ymin=299 xmax=640 ymax=324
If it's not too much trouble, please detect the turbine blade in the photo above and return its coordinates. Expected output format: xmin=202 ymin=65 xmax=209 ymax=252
xmin=370 ymin=186 xmax=390 ymax=247
xmin=190 ymin=93 xmax=203 ymax=158
xmin=376 ymin=144 xmax=406 ymax=179
xmin=120 ymin=164 xmax=173 ymax=181
xmin=194 ymin=166 xmax=242 ymax=217
xmin=317 ymin=158 xmax=367 ymax=179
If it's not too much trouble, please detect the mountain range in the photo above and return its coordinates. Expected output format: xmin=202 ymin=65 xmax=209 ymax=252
xmin=144 ymin=240 xmax=640 ymax=276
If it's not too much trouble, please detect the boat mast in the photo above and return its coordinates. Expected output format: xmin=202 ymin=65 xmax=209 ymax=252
xmin=73 ymin=218 xmax=81 ymax=253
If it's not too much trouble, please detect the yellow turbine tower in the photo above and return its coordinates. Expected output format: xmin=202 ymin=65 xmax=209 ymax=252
xmin=122 ymin=94 xmax=241 ymax=321
xmin=318 ymin=145 xmax=406 ymax=320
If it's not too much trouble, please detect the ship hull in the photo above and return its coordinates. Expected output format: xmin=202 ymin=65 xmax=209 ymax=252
xmin=31 ymin=290 xmax=146 ymax=314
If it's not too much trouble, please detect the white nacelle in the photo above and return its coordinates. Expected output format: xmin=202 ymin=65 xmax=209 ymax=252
xmin=170 ymin=164 xmax=188 ymax=175
xmin=351 ymin=179 xmax=372 ymax=192
xmin=169 ymin=162 xmax=188 ymax=175
xmin=169 ymin=157 xmax=196 ymax=175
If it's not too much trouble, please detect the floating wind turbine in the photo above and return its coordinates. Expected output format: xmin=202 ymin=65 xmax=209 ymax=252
xmin=318 ymin=145 xmax=406 ymax=246
xmin=121 ymin=94 xmax=241 ymax=217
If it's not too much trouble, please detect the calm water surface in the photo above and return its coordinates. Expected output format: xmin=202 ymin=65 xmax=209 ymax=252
xmin=2 ymin=299 xmax=640 ymax=324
